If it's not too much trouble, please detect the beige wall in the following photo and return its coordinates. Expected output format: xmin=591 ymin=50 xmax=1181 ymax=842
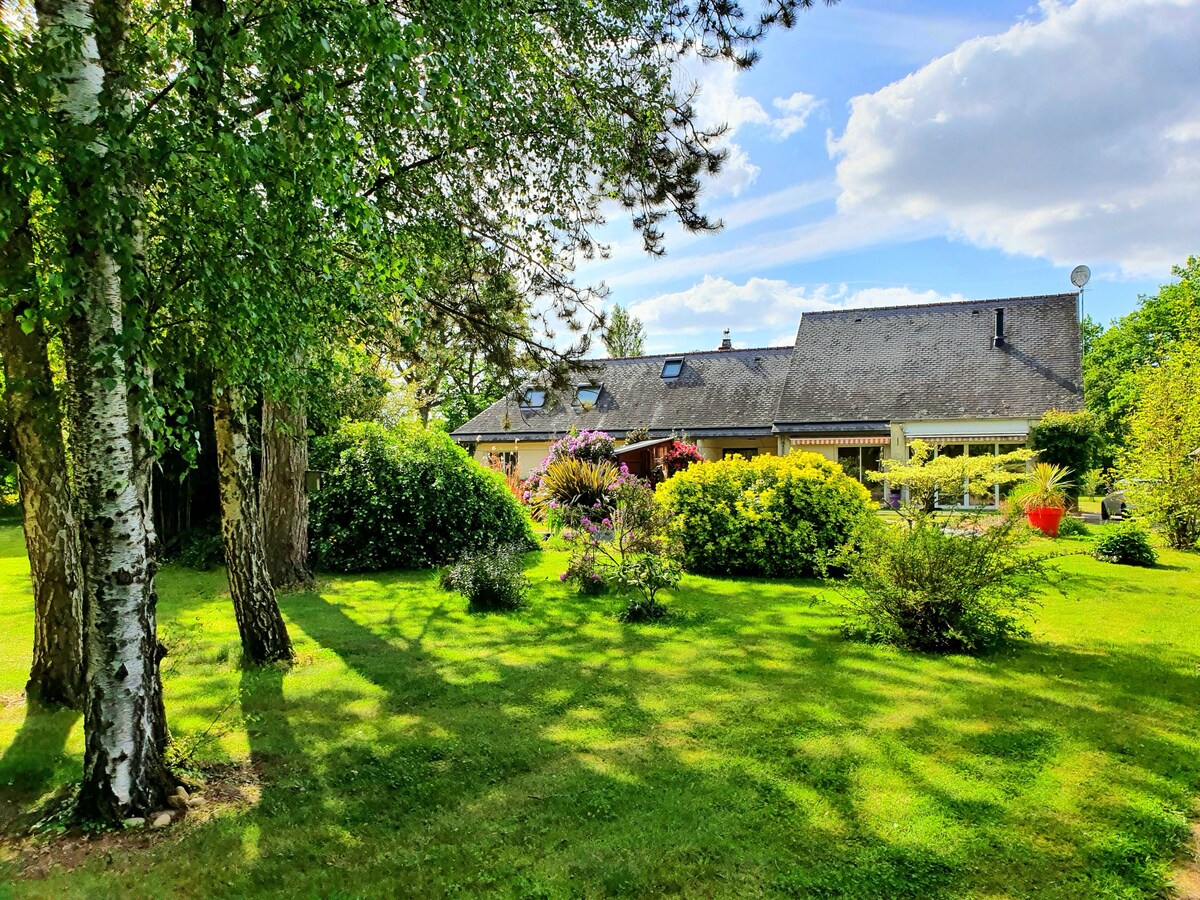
xmin=694 ymin=436 xmax=779 ymax=461
xmin=472 ymin=441 xmax=553 ymax=478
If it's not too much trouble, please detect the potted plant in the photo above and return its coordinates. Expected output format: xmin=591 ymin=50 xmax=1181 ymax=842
xmin=1012 ymin=463 xmax=1072 ymax=537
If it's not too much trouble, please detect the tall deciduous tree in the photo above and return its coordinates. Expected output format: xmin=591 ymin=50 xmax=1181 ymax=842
xmin=28 ymin=0 xmax=175 ymax=820
xmin=11 ymin=0 xmax=834 ymax=819
xmin=213 ymin=383 xmax=293 ymax=661
xmin=1083 ymin=257 xmax=1200 ymax=466
xmin=603 ymin=305 xmax=646 ymax=358
xmin=0 ymin=199 xmax=85 ymax=708
xmin=1122 ymin=345 xmax=1200 ymax=550
xmin=261 ymin=395 xmax=312 ymax=589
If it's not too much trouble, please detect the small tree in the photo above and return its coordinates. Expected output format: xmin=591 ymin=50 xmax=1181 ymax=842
xmin=869 ymin=440 xmax=1034 ymax=513
xmin=1029 ymin=410 xmax=1098 ymax=506
xmin=1121 ymin=346 xmax=1200 ymax=549
xmin=603 ymin=305 xmax=647 ymax=358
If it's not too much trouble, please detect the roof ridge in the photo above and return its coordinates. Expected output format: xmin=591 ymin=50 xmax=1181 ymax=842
xmin=798 ymin=293 xmax=1078 ymax=320
xmin=592 ymin=344 xmax=794 ymax=362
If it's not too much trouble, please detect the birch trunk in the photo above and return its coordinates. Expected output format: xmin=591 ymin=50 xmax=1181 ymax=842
xmin=39 ymin=0 xmax=174 ymax=821
xmin=0 ymin=210 xmax=85 ymax=709
xmin=261 ymin=396 xmax=312 ymax=589
xmin=213 ymin=385 xmax=294 ymax=664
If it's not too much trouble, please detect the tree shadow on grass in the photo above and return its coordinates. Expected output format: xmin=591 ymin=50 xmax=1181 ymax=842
xmin=0 ymin=704 xmax=79 ymax=799
xmin=19 ymin=572 xmax=1200 ymax=898
xmin=0 ymin=704 xmax=80 ymax=832
xmin=190 ymin=589 xmax=972 ymax=898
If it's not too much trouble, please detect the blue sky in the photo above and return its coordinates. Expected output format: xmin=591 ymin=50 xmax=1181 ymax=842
xmin=575 ymin=0 xmax=1200 ymax=354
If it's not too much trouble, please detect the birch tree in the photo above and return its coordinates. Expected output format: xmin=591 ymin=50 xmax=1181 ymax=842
xmin=26 ymin=0 xmax=175 ymax=820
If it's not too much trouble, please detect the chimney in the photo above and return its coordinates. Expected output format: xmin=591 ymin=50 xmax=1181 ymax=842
xmin=719 ymin=329 xmax=732 ymax=351
xmin=992 ymin=308 xmax=1006 ymax=349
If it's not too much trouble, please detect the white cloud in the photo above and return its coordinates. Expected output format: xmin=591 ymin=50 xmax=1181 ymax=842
xmin=630 ymin=276 xmax=962 ymax=346
xmin=677 ymin=58 xmax=822 ymax=196
xmin=601 ymin=207 xmax=935 ymax=291
xmin=829 ymin=0 xmax=1200 ymax=278
xmin=771 ymin=92 xmax=823 ymax=139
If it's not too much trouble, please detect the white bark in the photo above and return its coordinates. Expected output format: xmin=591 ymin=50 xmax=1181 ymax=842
xmin=38 ymin=0 xmax=173 ymax=820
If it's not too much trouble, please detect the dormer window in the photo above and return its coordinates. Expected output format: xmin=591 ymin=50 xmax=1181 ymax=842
xmin=575 ymin=384 xmax=601 ymax=407
xmin=520 ymin=387 xmax=546 ymax=409
xmin=661 ymin=357 xmax=684 ymax=379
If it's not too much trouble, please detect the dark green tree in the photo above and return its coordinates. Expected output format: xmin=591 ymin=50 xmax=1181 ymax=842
xmin=1084 ymin=257 xmax=1200 ymax=467
xmin=1029 ymin=409 xmax=1098 ymax=506
xmin=603 ymin=305 xmax=647 ymax=358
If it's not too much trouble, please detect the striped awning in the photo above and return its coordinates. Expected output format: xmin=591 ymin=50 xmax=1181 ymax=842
xmin=791 ymin=436 xmax=890 ymax=446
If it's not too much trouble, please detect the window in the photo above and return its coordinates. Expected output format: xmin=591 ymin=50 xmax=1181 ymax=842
xmin=931 ymin=441 xmax=1029 ymax=508
xmin=486 ymin=451 xmax=518 ymax=476
xmin=933 ymin=443 xmax=967 ymax=508
xmin=575 ymin=385 xmax=601 ymax=407
xmin=838 ymin=446 xmax=884 ymax=500
xmin=520 ymin=387 xmax=546 ymax=409
xmin=722 ymin=448 xmax=758 ymax=459
xmin=661 ymin=357 xmax=684 ymax=379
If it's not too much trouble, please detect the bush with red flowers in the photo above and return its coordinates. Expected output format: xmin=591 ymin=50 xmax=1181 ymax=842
xmin=661 ymin=439 xmax=703 ymax=477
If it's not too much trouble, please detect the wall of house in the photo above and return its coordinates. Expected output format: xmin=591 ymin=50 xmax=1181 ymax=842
xmin=694 ymin=436 xmax=779 ymax=461
xmin=472 ymin=441 xmax=553 ymax=478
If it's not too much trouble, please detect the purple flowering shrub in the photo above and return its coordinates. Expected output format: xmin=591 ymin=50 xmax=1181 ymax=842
xmin=520 ymin=430 xmax=618 ymax=503
xmin=560 ymin=482 xmax=682 ymax=619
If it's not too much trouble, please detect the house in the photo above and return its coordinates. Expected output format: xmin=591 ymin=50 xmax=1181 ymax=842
xmin=452 ymin=293 xmax=1084 ymax=505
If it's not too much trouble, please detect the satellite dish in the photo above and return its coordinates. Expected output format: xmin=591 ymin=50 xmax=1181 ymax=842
xmin=1070 ymin=265 xmax=1091 ymax=289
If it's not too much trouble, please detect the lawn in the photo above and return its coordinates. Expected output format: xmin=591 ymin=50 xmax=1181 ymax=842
xmin=1 ymin=522 xmax=1198 ymax=898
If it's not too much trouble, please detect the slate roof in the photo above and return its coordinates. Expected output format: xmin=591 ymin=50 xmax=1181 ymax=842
xmin=774 ymin=293 xmax=1084 ymax=430
xmin=452 ymin=346 xmax=794 ymax=441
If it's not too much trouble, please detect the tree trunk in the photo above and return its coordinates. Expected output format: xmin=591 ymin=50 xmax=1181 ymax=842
xmin=39 ymin=0 xmax=174 ymax=823
xmin=213 ymin=384 xmax=294 ymax=664
xmin=261 ymin=396 xmax=312 ymax=589
xmin=0 ymin=209 xmax=85 ymax=709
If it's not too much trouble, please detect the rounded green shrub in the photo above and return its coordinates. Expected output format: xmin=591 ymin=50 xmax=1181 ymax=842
xmin=446 ymin=544 xmax=530 ymax=611
xmin=1093 ymin=522 xmax=1157 ymax=567
xmin=655 ymin=451 xmax=874 ymax=577
xmin=311 ymin=422 xmax=536 ymax=572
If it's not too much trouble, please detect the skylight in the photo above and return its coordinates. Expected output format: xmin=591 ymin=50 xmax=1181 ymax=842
xmin=576 ymin=385 xmax=601 ymax=406
xmin=661 ymin=357 xmax=683 ymax=379
xmin=520 ymin=387 xmax=546 ymax=409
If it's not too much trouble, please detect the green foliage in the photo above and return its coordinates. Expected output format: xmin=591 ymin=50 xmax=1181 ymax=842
xmin=310 ymin=422 xmax=536 ymax=572
xmin=870 ymin=440 xmax=1034 ymax=512
xmin=536 ymin=458 xmax=624 ymax=520
xmin=842 ymin=513 xmax=1050 ymax=654
xmin=624 ymin=424 xmax=651 ymax=444
xmin=656 ymin=451 xmax=874 ymax=577
xmin=173 ymin=529 xmax=225 ymax=572
xmin=447 ymin=545 xmax=530 ymax=612
xmin=1010 ymin=463 xmax=1073 ymax=511
xmin=1056 ymin=515 xmax=1089 ymax=538
xmin=614 ymin=554 xmax=681 ymax=622
xmin=1083 ymin=257 xmax=1200 ymax=466
xmin=306 ymin=348 xmax=393 ymax=436
xmin=602 ymin=304 xmax=646 ymax=358
xmin=561 ymin=482 xmax=681 ymax=619
xmin=1029 ymin=410 xmax=1097 ymax=503
xmin=1120 ymin=345 xmax=1200 ymax=549
xmin=1093 ymin=523 xmax=1158 ymax=567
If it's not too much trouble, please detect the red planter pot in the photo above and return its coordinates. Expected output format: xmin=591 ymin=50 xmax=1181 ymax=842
xmin=1026 ymin=505 xmax=1065 ymax=538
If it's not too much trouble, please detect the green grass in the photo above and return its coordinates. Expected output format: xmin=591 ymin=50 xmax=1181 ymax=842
xmin=0 ymin=524 xmax=1198 ymax=898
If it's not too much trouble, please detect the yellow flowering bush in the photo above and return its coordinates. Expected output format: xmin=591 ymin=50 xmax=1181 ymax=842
xmin=655 ymin=452 xmax=873 ymax=577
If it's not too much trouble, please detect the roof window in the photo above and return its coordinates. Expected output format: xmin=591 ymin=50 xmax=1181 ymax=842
xmin=575 ymin=384 xmax=601 ymax=407
xmin=520 ymin=387 xmax=546 ymax=409
xmin=661 ymin=357 xmax=684 ymax=379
